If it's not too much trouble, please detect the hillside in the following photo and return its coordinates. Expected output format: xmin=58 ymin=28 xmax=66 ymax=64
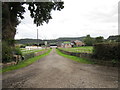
xmin=15 ymin=37 xmax=85 ymax=44
xmin=57 ymin=37 xmax=85 ymax=42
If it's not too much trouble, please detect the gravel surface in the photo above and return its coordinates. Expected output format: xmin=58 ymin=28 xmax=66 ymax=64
xmin=2 ymin=48 xmax=118 ymax=88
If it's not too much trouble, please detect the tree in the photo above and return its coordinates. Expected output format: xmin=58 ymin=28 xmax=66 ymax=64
xmin=83 ymin=35 xmax=95 ymax=46
xmin=107 ymin=35 xmax=120 ymax=42
xmin=95 ymin=36 xmax=104 ymax=43
xmin=2 ymin=2 xmax=64 ymax=45
xmin=2 ymin=2 xmax=64 ymax=62
xmin=116 ymin=36 xmax=120 ymax=42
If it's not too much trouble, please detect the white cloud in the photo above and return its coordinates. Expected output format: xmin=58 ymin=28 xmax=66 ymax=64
xmin=15 ymin=0 xmax=119 ymax=40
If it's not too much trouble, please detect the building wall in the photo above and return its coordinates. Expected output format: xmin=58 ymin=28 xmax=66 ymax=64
xmin=61 ymin=44 xmax=72 ymax=48
xmin=75 ymin=42 xmax=85 ymax=46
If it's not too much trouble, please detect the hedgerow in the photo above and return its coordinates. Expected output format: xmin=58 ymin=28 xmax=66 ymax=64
xmin=93 ymin=42 xmax=120 ymax=61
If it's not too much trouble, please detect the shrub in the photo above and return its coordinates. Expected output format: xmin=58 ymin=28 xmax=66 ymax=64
xmin=20 ymin=45 xmax=26 ymax=48
xmin=2 ymin=41 xmax=23 ymax=63
xmin=2 ymin=41 xmax=13 ymax=63
xmin=83 ymin=35 xmax=95 ymax=46
xmin=13 ymin=48 xmax=22 ymax=55
xmin=93 ymin=42 xmax=120 ymax=61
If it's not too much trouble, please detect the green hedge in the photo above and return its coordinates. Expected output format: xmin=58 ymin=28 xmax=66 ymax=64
xmin=2 ymin=41 xmax=22 ymax=63
xmin=93 ymin=43 xmax=120 ymax=60
xmin=2 ymin=42 xmax=13 ymax=63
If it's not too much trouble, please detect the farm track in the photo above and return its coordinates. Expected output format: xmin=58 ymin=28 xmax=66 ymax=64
xmin=2 ymin=48 xmax=118 ymax=88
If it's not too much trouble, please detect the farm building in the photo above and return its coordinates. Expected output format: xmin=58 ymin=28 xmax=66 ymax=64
xmin=61 ymin=42 xmax=72 ymax=48
xmin=71 ymin=40 xmax=85 ymax=47
xmin=60 ymin=40 xmax=85 ymax=48
xmin=25 ymin=46 xmax=42 ymax=50
xmin=49 ymin=43 xmax=58 ymax=48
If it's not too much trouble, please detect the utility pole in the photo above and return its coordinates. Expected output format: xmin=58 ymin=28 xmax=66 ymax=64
xmin=37 ymin=29 xmax=38 ymax=48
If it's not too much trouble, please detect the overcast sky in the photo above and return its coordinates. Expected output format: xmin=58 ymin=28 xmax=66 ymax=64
xmin=15 ymin=0 xmax=119 ymax=40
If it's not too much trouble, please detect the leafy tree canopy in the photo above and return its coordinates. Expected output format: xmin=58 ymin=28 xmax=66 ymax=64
xmin=2 ymin=1 xmax=64 ymax=41
xmin=83 ymin=35 xmax=95 ymax=46
xmin=2 ymin=1 xmax=64 ymax=26
xmin=2 ymin=1 xmax=64 ymax=63
xmin=95 ymin=36 xmax=104 ymax=43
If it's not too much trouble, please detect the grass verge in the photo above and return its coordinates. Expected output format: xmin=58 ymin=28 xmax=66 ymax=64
xmin=1 ymin=49 xmax=52 ymax=73
xmin=56 ymin=49 xmax=93 ymax=64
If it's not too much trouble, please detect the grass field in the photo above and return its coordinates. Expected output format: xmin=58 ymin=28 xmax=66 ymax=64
xmin=56 ymin=49 xmax=93 ymax=64
xmin=1 ymin=49 xmax=52 ymax=73
xmin=21 ymin=48 xmax=45 ymax=55
xmin=59 ymin=46 xmax=93 ymax=53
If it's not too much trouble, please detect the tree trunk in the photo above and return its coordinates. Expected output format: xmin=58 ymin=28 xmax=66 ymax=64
xmin=2 ymin=2 xmax=16 ymax=46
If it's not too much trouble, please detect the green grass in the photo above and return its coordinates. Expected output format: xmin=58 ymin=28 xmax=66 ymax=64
xmin=1 ymin=49 xmax=52 ymax=73
xmin=56 ymin=49 xmax=93 ymax=64
xmin=74 ymin=46 xmax=93 ymax=49
xmin=59 ymin=46 xmax=93 ymax=53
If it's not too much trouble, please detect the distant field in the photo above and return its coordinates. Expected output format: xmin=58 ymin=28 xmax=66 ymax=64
xmin=59 ymin=46 xmax=93 ymax=53
xmin=21 ymin=48 xmax=45 ymax=55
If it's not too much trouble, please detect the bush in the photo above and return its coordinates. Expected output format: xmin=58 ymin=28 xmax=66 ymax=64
xmin=2 ymin=41 xmax=13 ymax=63
xmin=20 ymin=45 xmax=26 ymax=48
xmin=13 ymin=48 xmax=22 ymax=55
xmin=2 ymin=41 xmax=23 ymax=63
xmin=83 ymin=35 xmax=95 ymax=46
xmin=93 ymin=42 xmax=120 ymax=60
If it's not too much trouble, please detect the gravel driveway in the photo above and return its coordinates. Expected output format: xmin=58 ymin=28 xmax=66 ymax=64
xmin=2 ymin=48 xmax=118 ymax=88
